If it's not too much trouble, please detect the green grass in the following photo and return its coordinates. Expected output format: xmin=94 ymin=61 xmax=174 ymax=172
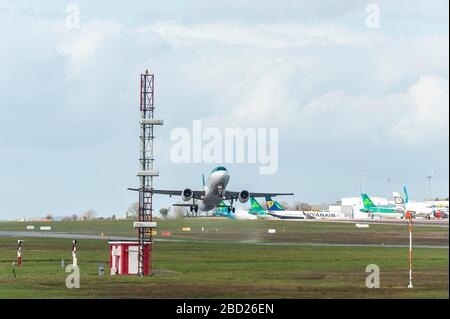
xmin=0 ymin=219 xmax=448 ymax=298
xmin=0 ymin=219 xmax=447 ymax=246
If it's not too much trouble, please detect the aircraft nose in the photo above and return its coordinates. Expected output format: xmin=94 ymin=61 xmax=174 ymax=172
xmin=219 ymin=170 xmax=229 ymax=178
xmin=217 ymin=170 xmax=230 ymax=182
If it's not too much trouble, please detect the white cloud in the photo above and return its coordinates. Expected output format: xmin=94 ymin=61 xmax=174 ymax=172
xmin=274 ymin=74 xmax=449 ymax=149
xmin=57 ymin=21 xmax=125 ymax=73
xmin=141 ymin=21 xmax=389 ymax=49
xmin=390 ymin=74 xmax=449 ymax=144
xmin=0 ymin=2 xmax=448 ymax=219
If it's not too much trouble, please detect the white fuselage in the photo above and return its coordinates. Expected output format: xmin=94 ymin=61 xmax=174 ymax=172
xmin=234 ymin=209 xmax=258 ymax=220
xmin=267 ymin=210 xmax=307 ymax=220
xmin=367 ymin=212 xmax=405 ymax=219
xmin=405 ymin=202 xmax=438 ymax=218
xmin=304 ymin=211 xmax=348 ymax=219
xmin=198 ymin=170 xmax=230 ymax=212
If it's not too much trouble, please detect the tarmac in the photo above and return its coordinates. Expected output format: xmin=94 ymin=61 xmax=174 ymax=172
xmin=0 ymin=229 xmax=447 ymax=249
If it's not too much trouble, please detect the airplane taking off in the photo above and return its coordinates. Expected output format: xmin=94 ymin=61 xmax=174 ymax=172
xmin=129 ymin=166 xmax=293 ymax=214
xmin=360 ymin=193 xmax=405 ymax=219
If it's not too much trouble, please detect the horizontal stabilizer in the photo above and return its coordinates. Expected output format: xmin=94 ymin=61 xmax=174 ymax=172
xmin=172 ymin=203 xmax=195 ymax=207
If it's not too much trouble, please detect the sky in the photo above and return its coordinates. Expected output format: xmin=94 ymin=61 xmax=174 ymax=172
xmin=0 ymin=0 xmax=448 ymax=220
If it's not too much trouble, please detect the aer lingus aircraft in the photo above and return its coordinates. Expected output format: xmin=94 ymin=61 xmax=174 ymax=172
xmin=247 ymin=197 xmax=277 ymax=219
xmin=129 ymin=166 xmax=293 ymax=214
xmin=360 ymin=193 xmax=405 ymax=219
xmin=212 ymin=201 xmax=257 ymax=220
xmin=248 ymin=197 xmax=269 ymax=216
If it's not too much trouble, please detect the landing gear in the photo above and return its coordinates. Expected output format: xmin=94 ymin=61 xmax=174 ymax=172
xmin=189 ymin=204 xmax=199 ymax=217
xmin=189 ymin=205 xmax=198 ymax=212
xmin=216 ymin=185 xmax=224 ymax=197
xmin=225 ymin=198 xmax=236 ymax=213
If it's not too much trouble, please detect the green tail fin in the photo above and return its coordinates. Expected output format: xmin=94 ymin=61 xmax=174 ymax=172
xmin=250 ymin=197 xmax=265 ymax=213
xmin=217 ymin=201 xmax=227 ymax=212
xmin=362 ymin=193 xmax=375 ymax=208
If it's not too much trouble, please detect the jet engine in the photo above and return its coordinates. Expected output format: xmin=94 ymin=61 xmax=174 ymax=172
xmin=182 ymin=188 xmax=193 ymax=201
xmin=238 ymin=190 xmax=250 ymax=203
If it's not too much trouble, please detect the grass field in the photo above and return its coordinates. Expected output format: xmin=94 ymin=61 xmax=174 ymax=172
xmin=0 ymin=219 xmax=448 ymax=246
xmin=0 ymin=219 xmax=448 ymax=298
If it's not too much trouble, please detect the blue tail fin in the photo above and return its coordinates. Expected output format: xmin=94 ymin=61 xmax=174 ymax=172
xmin=202 ymin=174 xmax=205 ymax=187
xmin=265 ymin=196 xmax=286 ymax=211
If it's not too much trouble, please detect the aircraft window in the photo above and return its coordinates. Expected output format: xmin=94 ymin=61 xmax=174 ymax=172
xmin=212 ymin=166 xmax=227 ymax=173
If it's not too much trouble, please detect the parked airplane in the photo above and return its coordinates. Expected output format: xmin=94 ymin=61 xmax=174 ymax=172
xmin=212 ymin=201 xmax=257 ymax=220
xmin=264 ymin=196 xmax=307 ymax=220
xmin=247 ymin=197 xmax=275 ymax=219
xmin=360 ymin=193 xmax=405 ymax=219
xmin=303 ymin=211 xmax=347 ymax=219
xmin=397 ymin=187 xmax=448 ymax=219
xmin=263 ymin=197 xmax=346 ymax=219
xmin=129 ymin=166 xmax=293 ymax=213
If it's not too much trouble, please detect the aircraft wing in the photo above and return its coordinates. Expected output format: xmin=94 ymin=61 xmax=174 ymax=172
xmin=224 ymin=191 xmax=294 ymax=200
xmin=127 ymin=188 xmax=205 ymax=198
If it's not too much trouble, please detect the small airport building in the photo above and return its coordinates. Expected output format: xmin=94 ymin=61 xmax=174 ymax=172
xmin=109 ymin=241 xmax=151 ymax=275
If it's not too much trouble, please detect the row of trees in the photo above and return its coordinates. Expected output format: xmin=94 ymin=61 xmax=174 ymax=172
xmin=47 ymin=199 xmax=326 ymax=222
xmin=46 ymin=209 xmax=99 ymax=222
xmin=125 ymin=202 xmax=169 ymax=219
xmin=124 ymin=200 xmax=316 ymax=219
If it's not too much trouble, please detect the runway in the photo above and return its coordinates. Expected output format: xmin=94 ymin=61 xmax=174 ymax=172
xmin=0 ymin=230 xmax=128 ymax=241
xmin=311 ymin=218 xmax=449 ymax=228
xmin=0 ymin=230 xmax=447 ymax=249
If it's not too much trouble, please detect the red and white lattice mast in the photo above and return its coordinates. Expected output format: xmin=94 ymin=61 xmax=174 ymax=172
xmin=133 ymin=70 xmax=162 ymax=276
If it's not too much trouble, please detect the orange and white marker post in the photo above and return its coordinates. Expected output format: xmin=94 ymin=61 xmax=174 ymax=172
xmin=406 ymin=212 xmax=413 ymax=288
xmin=72 ymin=240 xmax=78 ymax=267
xmin=17 ymin=240 xmax=23 ymax=269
